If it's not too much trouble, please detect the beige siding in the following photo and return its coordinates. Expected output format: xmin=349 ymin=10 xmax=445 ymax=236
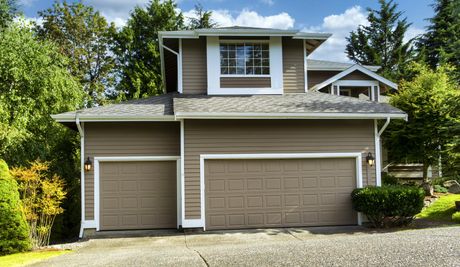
xmin=184 ymin=120 xmax=376 ymax=219
xmin=220 ymin=77 xmax=271 ymax=88
xmin=282 ymin=38 xmax=305 ymax=93
xmin=307 ymin=71 xmax=340 ymax=89
xmin=341 ymin=70 xmax=373 ymax=80
xmin=84 ymin=122 xmax=180 ymax=220
xmin=182 ymin=37 xmax=207 ymax=94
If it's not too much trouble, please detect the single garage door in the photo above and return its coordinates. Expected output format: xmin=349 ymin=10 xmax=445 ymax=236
xmin=100 ymin=161 xmax=176 ymax=230
xmin=205 ymin=158 xmax=357 ymax=230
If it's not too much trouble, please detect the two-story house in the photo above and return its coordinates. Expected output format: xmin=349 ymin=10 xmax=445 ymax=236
xmin=52 ymin=27 xmax=406 ymax=237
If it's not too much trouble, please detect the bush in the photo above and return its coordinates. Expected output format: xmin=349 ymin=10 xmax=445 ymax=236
xmin=382 ymin=173 xmax=400 ymax=185
xmin=453 ymin=212 xmax=460 ymax=223
xmin=434 ymin=185 xmax=448 ymax=193
xmin=351 ymin=185 xmax=425 ymax=228
xmin=0 ymin=160 xmax=31 ymax=255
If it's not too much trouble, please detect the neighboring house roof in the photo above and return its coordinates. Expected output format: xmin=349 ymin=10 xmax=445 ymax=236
xmin=307 ymin=59 xmax=380 ymax=72
xmin=51 ymin=93 xmax=175 ymax=122
xmin=173 ymin=92 xmax=406 ymax=119
xmin=310 ymin=64 xmax=398 ymax=91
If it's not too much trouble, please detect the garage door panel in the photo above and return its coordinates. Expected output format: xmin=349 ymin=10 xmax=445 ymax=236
xmin=205 ymin=158 xmax=357 ymax=230
xmin=100 ymin=161 xmax=176 ymax=230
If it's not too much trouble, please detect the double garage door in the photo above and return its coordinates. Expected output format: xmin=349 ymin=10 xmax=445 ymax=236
xmin=97 ymin=157 xmax=357 ymax=231
xmin=205 ymin=158 xmax=357 ymax=230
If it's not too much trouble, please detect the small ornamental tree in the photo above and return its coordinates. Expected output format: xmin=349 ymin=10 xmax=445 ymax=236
xmin=11 ymin=161 xmax=66 ymax=248
xmin=0 ymin=159 xmax=30 ymax=255
xmin=384 ymin=63 xmax=460 ymax=187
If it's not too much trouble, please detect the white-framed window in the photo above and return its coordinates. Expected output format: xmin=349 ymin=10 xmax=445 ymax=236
xmin=219 ymin=42 xmax=270 ymax=76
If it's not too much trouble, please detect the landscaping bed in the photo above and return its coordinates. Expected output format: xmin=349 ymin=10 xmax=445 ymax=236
xmin=0 ymin=249 xmax=71 ymax=267
xmin=414 ymin=194 xmax=460 ymax=227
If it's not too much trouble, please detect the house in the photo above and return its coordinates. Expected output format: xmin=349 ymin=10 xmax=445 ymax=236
xmin=52 ymin=27 xmax=407 ymax=238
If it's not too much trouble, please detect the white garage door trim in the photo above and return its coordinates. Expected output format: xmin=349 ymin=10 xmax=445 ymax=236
xmin=94 ymin=156 xmax=181 ymax=231
xmin=189 ymin=152 xmax=363 ymax=230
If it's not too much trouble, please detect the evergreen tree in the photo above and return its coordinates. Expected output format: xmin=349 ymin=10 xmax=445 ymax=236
xmin=420 ymin=0 xmax=460 ymax=81
xmin=112 ymin=0 xmax=184 ymax=100
xmin=346 ymin=0 xmax=414 ymax=80
xmin=187 ymin=4 xmax=217 ymax=29
xmin=36 ymin=1 xmax=117 ymax=106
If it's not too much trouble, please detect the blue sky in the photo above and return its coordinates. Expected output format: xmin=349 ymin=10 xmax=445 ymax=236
xmin=19 ymin=0 xmax=434 ymax=62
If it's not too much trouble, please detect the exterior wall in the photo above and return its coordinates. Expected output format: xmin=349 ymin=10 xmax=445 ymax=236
xmin=307 ymin=71 xmax=340 ymax=89
xmin=182 ymin=37 xmax=207 ymax=94
xmin=183 ymin=119 xmax=376 ymax=219
xmin=341 ymin=70 xmax=373 ymax=80
xmin=84 ymin=122 xmax=180 ymax=220
xmin=220 ymin=77 xmax=271 ymax=88
xmin=282 ymin=38 xmax=305 ymax=93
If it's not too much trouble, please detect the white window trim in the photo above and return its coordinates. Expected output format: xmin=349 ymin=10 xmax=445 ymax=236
xmin=303 ymin=40 xmax=308 ymax=92
xmin=207 ymin=36 xmax=283 ymax=95
xmin=331 ymin=80 xmax=379 ymax=101
xmin=92 ymin=156 xmax=181 ymax=232
xmin=187 ymin=152 xmax=364 ymax=230
xmin=219 ymin=41 xmax=271 ymax=77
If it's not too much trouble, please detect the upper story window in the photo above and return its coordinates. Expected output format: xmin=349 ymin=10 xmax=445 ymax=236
xmin=220 ymin=43 xmax=270 ymax=76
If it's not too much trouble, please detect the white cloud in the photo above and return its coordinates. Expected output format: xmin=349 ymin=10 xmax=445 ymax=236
xmin=260 ymin=0 xmax=275 ymax=6
xmin=207 ymin=9 xmax=294 ymax=29
xmin=304 ymin=6 xmax=369 ymax=62
xmin=404 ymin=27 xmax=425 ymax=43
xmin=83 ymin=0 xmax=150 ymax=27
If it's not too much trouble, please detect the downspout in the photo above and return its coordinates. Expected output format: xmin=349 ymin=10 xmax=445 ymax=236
xmin=76 ymin=113 xmax=85 ymax=238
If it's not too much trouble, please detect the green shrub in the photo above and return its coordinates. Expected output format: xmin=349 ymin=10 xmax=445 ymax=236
xmin=432 ymin=176 xmax=460 ymax=186
xmin=434 ymin=185 xmax=448 ymax=193
xmin=452 ymin=212 xmax=460 ymax=223
xmin=351 ymin=185 xmax=425 ymax=228
xmin=382 ymin=173 xmax=400 ymax=186
xmin=0 ymin=160 xmax=31 ymax=255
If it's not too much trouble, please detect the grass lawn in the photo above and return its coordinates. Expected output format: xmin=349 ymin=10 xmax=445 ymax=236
xmin=0 ymin=250 xmax=71 ymax=267
xmin=417 ymin=194 xmax=460 ymax=222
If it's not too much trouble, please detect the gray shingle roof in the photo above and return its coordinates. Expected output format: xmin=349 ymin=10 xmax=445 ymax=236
xmin=51 ymin=93 xmax=175 ymax=121
xmin=52 ymin=92 xmax=406 ymax=122
xmin=173 ymin=93 xmax=405 ymax=118
xmin=307 ymin=59 xmax=380 ymax=72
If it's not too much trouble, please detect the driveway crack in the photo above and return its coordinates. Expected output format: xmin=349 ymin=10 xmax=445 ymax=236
xmin=184 ymin=233 xmax=210 ymax=267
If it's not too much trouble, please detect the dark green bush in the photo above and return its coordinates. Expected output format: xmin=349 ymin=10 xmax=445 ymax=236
xmin=351 ymin=185 xmax=425 ymax=228
xmin=382 ymin=173 xmax=400 ymax=185
xmin=434 ymin=185 xmax=448 ymax=193
xmin=0 ymin=160 xmax=31 ymax=255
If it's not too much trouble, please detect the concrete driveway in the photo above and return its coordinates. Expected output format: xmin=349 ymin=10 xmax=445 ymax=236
xmin=32 ymin=226 xmax=460 ymax=267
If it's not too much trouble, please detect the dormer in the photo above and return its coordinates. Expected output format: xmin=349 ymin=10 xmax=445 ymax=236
xmin=159 ymin=27 xmax=331 ymax=95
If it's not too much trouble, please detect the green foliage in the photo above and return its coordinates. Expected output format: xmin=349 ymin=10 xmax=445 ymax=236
xmin=0 ymin=250 xmax=71 ymax=266
xmin=382 ymin=173 xmax=400 ymax=185
xmin=112 ymin=0 xmax=184 ymax=100
xmin=187 ymin=3 xmax=218 ymax=29
xmin=452 ymin=211 xmax=460 ymax=223
xmin=0 ymin=0 xmax=19 ymax=30
xmin=351 ymin=185 xmax=425 ymax=228
xmin=419 ymin=0 xmax=460 ymax=82
xmin=0 ymin=23 xmax=83 ymax=241
xmin=345 ymin=0 xmax=414 ymax=80
xmin=11 ymin=161 xmax=66 ymax=249
xmin=434 ymin=185 xmax=448 ymax=193
xmin=384 ymin=63 xmax=460 ymax=181
xmin=417 ymin=194 xmax=460 ymax=221
xmin=0 ymin=160 xmax=31 ymax=255
xmin=36 ymin=1 xmax=117 ymax=106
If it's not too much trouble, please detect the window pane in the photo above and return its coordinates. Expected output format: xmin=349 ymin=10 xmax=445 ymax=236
xmin=236 ymin=44 xmax=245 ymax=58
xmin=228 ymin=67 xmax=236 ymax=74
xmin=236 ymin=67 xmax=245 ymax=74
xmin=228 ymin=50 xmax=236 ymax=59
xmin=262 ymin=67 xmax=270 ymax=74
xmin=254 ymin=67 xmax=262 ymax=74
xmin=254 ymin=59 xmax=261 ymax=67
xmin=262 ymin=50 xmax=269 ymax=58
xmin=220 ymin=44 xmax=228 ymax=51
xmin=228 ymin=59 xmax=236 ymax=67
xmin=262 ymin=44 xmax=269 ymax=50
xmin=236 ymin=58 xmax=245 ymax=68
xmin=221 ymin=67 xmax=228 ymax=74
xmin=220 ymin=50 xmax=227 ymax=60
xmin=246 ymin=67 xmax=254 ymax=75
xmin=262 ymin=58 xmax=269 ymax=67
xmin=219 ymin=42 xmax=269 ymax=76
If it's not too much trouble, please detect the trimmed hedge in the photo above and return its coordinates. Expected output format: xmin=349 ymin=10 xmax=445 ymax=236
xmin=351 ymin=185 xmax=425 ymax=228
xmin=0 ymin=160 xmax=30 ymax=255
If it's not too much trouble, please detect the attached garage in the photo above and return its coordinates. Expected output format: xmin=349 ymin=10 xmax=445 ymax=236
xmin=204 ymin=156 xmax=360 ymax=230
xmin=97 ymin=159 xmax=178 ymax=231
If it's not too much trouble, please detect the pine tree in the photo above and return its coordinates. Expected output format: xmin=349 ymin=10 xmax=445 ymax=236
xmin=187 ymin=4 xmax=218 ymax=29
xmin=420 ymin=0 xmax=460 ymax=81
xmin=0 ymin=0 xmax=19 ymax=30
xmin=346 ymin=0 xmax=414 ymax=80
